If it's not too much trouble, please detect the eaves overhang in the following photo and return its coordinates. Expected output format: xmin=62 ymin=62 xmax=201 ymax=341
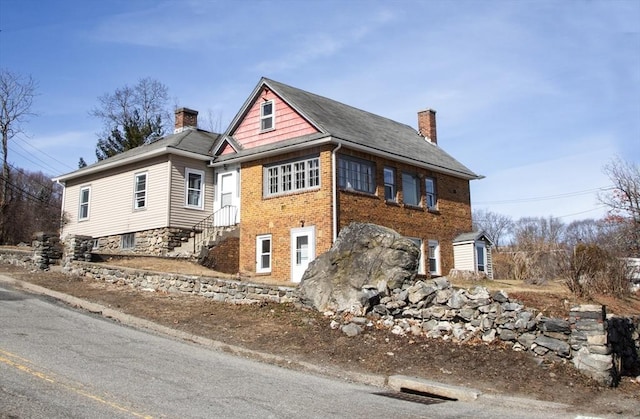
xmin=209 ymin=135 xmax=483 ymax=181
xmin=52 ymin=147 xmax=211 ymax=183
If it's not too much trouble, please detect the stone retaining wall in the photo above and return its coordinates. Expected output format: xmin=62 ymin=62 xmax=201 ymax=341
xmin=65 ymin=261 xmax=298 ymax=305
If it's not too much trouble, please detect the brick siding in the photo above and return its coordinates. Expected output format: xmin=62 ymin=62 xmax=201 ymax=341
xmin=239 ymin=145 xmax=472 ymax=281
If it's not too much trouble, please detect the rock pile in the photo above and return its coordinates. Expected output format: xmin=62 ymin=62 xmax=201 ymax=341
xmin=326 ymin=275 xmax=619 ymax=386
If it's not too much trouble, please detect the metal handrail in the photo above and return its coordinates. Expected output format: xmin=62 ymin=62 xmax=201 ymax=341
xmin=192 ymin=205 xmax=238 ymax=253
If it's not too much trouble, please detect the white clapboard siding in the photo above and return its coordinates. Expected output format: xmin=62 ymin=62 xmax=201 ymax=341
xmin=61 ymin=157 xmax=170 ymax=238
xmin=167 ymin=155 xmax=215 ymax=229
xmin=453 ymin=242 xmax=475 ymax=271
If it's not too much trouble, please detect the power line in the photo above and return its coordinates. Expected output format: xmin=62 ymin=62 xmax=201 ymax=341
xmin=0 ymin=175 xmax=60 ymax=209
xmin=12 ymin=134 xmax=76 ymax=172
xmin=474 ymin=186 xmax=613 ymax=205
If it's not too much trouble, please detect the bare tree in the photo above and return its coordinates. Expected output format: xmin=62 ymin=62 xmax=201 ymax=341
xmin=0 ymin=69 xmax=37 ymax=243
xmin=598 ymin=156 xmax=640 ymax=256
xmin=472 ymin=209 xmax=513 ymax=248
xmin=89 ymin=77 xmax=170 ymax=161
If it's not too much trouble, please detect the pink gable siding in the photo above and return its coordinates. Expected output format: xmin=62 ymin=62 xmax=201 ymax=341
xmin=219 ymin=142 xmax=236 ymax=156
xmin=233 ymin=88 xmax=319 ymax=149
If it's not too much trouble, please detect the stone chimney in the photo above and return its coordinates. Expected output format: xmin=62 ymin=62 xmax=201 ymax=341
xmin=174 ymin=108 xmax=198 ymax=133
xmin=417 ymin=109 xmax=437 ymax=144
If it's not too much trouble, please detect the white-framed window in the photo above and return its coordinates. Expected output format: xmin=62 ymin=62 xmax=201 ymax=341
xmin=92 ymin=238 xmax=100 ymax=250
xmin=409 ymin=238 xmax=425 ymax=275
xmin=185 ymin=168 xmax=204 ymax=209
xmin=121 ymin=233 xmax=135 ymax=250
xmin=476 ymin=243 xmax=486 ymax=272
xmin=134 ymin=172 xmax=147 ymax=209
xmin=338 ymin=156 xmax=375 ymax=194
xmin=260 ymin=100 xmax=275 ymax=131
xmin=425 ymin=177 xmax=437 ymax=210
xmin=264 ymin=156 xmax=320 ymax=197
xmin=79 ymin=186 xmax=91 ymax=220
xmin=384 ymin=167 xmax=396 ymax=202
xmin=402 ymin=172 xmax=420 ymax=206
xmin=428 ymin=240 xmax=440 ymax=276
xmin=256 ymin=234 xmax=272 ymax=273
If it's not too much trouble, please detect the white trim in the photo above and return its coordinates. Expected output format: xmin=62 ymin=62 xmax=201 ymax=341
xmin=133 ymin=171 xmax=148 ymax=210
xmin=428 ymin=240 xmax=440 ymax=276
xmin=260 ymin=99 xmax=275 ymax=132
xmin=256 ymin=234 xmax=272 ymax=274
xmin=78 ymin=185 xmax=91 ymax=221
xmin=52 ymin=147 xmax=211 ymax=183
xmin=209 ymin=136 xmax=482 ymax=181
xmin=185 ymin=168 xmax=205 ymax=209
xmin=291 ymin=226 xmax=316 ymax=283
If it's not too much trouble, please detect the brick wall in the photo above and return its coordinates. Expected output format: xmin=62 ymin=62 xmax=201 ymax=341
xmin=240 ymin=145 xmax=334 ymax=281
xmin=203 ymin=236 xmax=240 ymax=274
xmin=337 ymin=149 xmax=472 ymax=275
xmin=239 ymin=144 xmax=472 ymax=282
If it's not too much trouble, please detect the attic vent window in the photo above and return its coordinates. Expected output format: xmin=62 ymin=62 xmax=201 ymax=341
xmin=260 ymin=100 xmax=275 ymax=131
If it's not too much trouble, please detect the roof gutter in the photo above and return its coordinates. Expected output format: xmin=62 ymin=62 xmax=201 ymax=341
xmin=208 ymin=136 xmax=482 ymax=180
xmin=52 ymin=147 xmax=211 ymax=183
xmin=208 ymin=136 xmax=333 ymax=167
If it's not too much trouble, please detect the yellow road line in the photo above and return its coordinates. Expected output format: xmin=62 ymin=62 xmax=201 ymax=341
xmin=0 ymin=349 xmax=153 ymax=418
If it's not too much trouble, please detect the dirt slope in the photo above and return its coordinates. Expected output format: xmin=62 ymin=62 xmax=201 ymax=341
xmin=1 ymin=262 xmax=638 ymax=417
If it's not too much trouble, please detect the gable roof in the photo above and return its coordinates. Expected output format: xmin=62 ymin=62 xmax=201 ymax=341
xmin=53 ymin=129 xmax=219 ymax=183
xmin=211 ymin=77 xmax=481 ymax=180
xmin=453 ymin=231 xmax=494 ymax=245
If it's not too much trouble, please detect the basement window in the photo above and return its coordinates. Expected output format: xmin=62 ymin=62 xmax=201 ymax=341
xmin=121 ymin=233 xmax=135 ymax=250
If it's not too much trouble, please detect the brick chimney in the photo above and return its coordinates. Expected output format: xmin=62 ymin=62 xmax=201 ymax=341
xmin=417 ymin=109 xmax=437 ymax=144
xmin=174 ymin=108 xmax=198 ymax=133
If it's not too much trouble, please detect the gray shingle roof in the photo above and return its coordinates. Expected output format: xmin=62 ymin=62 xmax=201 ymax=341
xmin=54 ymin=129 xmax=219 ymax=181
xmin=214 ymin=78 xmax=480 ymax=179
xmin=453 ymin=231 xmax=494 ymax=245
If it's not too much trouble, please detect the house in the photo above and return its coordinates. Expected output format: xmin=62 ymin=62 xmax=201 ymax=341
xmin=53 ymin=108 xmax=221 ymax=257
xmin=54 ymin=77 xmax=485 ymax=283
xmin=453 ymin=231 xmax=494 ymax=279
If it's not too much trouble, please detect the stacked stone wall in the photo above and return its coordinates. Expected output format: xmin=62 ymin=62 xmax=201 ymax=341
xmin=65 ymin=261 xmax=298 ymax=304
xmin=96 ymin=228 xmax=192 ymax=256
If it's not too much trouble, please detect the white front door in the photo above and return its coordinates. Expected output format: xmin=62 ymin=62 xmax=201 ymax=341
xmin=214 ymin=168 xmax=239 ymax=226
xmin=291 ymin=226 xmax=315 ymax=283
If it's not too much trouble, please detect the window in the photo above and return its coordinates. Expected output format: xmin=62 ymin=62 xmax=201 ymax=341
xmin=425 ymin=177 xmax=437 ymax=210
xmin=134 ymin=172 xmax=147 ymax=209
xmin=260 ymin=100 xmax=274 ymax=131
xmin=428 ymin=240 xmax=440 ymax=276
xmin=121 ymin=233 xmax=135 ymax=250
xmin=402 ymin=172 xmax=420 ymax=206
xmin=79 ymin=186 xmax=90 ymax=220
xmin=264 ymin=156 xmax=320 ymax=197
xmin=185 ymin=168 xmax=204 ymax=209
xmin=256 ymin=235 xmax=272 ymax=273
xmin=338 ymin=156 xmax=375 ymax=194
xmin=384 ymin=167 xmax=396 ymax=201
xmin=409 ymin=238 xmax=424 ymax=275
xmin=476 ymin=243 xmax=486 ymax=272
xmin=92 ymin=239 xmax=99 ymax=250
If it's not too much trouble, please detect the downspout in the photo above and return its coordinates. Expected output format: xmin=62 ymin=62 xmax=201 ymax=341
xmin=55 ymin=180 xmax=65 ymax=239
xmin=331 ymin=141 xmax=342 ymax=243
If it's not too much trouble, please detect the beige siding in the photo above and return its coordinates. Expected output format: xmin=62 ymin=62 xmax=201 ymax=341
xmin=453 ymin=242 xmax=475 ymax=271
xmin=486 ymin=247 xmax=494 ymax=279
xmin=167 ymin=155 xmax=214 ymax=229
xmin=61 ymin=157 xmax=170 ymax=238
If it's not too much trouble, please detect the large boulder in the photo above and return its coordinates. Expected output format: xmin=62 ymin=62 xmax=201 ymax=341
xmin=299 ymin=222 xmax=419 ymax=312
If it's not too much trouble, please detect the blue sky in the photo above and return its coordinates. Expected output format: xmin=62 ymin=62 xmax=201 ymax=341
xmin=1 ymin=0 xmax=638 ymax=222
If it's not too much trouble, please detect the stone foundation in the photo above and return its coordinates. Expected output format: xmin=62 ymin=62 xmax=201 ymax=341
xmin=94 ymin=228 xmax=193 ymax=256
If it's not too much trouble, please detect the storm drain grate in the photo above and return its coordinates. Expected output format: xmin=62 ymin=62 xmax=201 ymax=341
xmin=373 ymin=388 xmax=454 ymax=406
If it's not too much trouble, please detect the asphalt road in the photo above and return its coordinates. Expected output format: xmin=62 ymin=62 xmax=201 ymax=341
xmin=0 ymin=282 xmax=581 ymax=418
